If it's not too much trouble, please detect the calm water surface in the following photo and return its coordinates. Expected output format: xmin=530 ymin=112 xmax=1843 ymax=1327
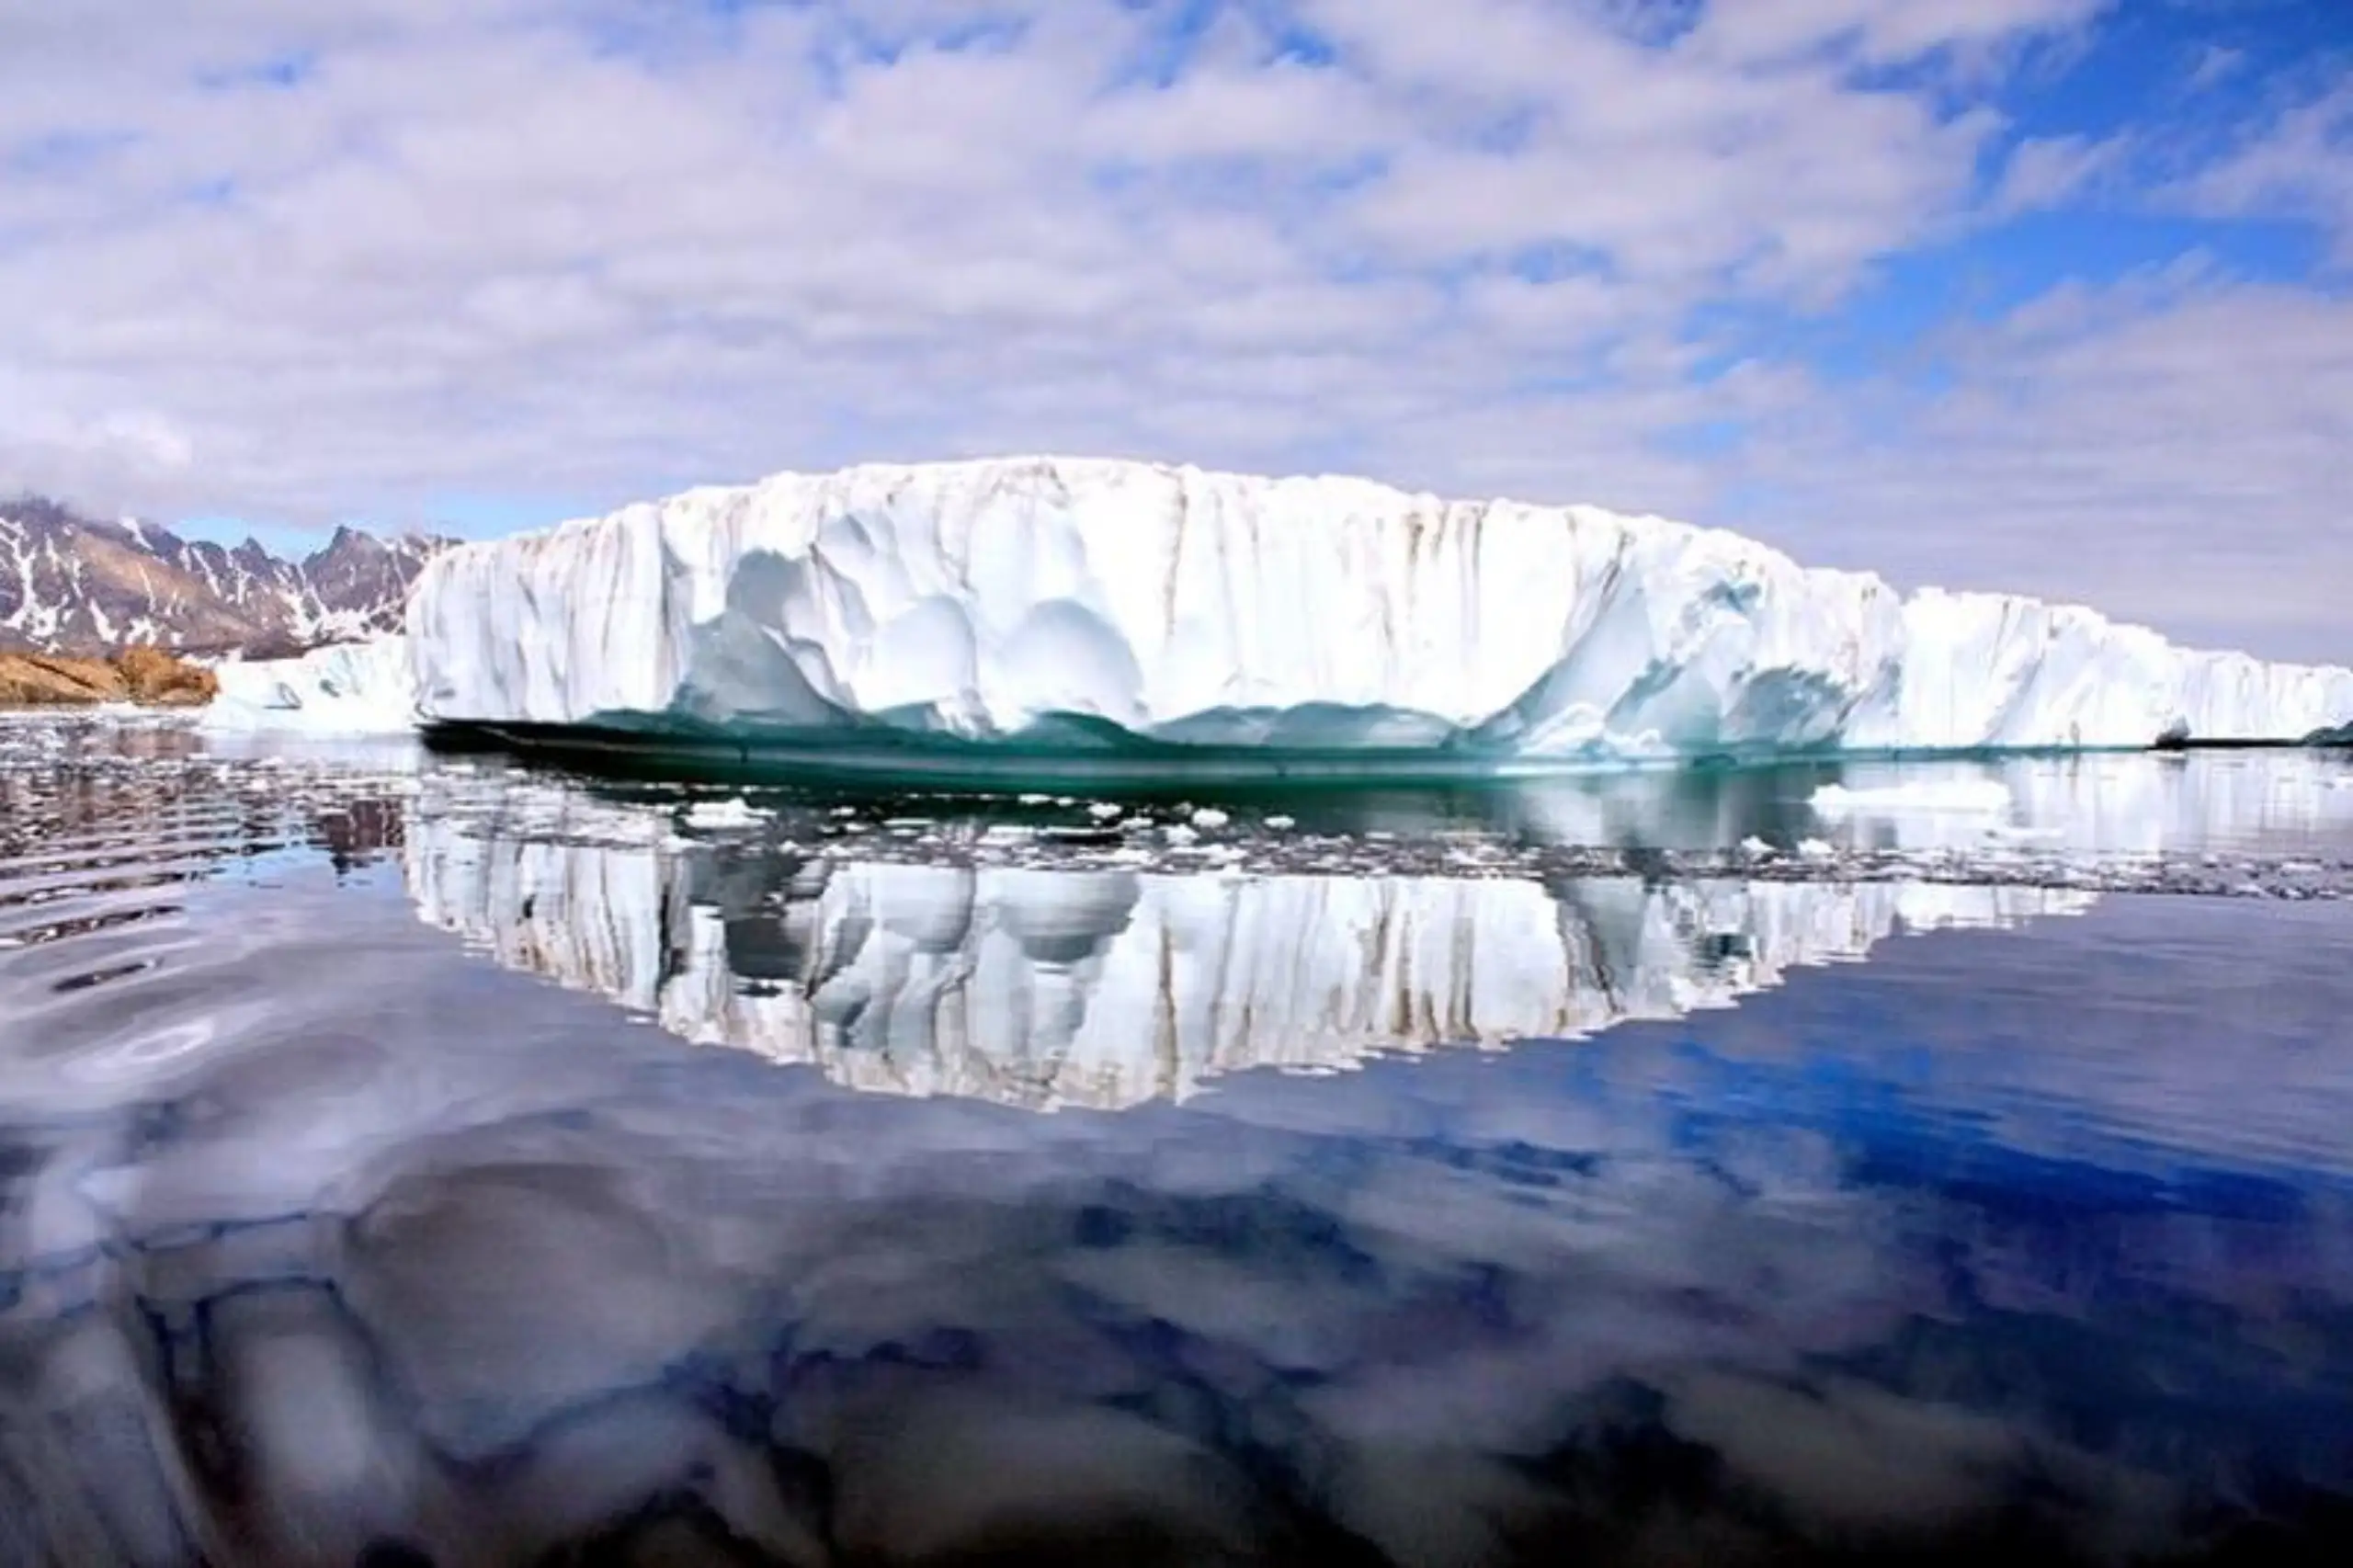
xmin=3 ymin=716 xmax=2352 ymax=1566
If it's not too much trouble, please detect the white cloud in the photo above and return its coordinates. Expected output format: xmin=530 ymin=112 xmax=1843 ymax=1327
xmin=1686 ymin=0 xmax=2112 ymax=69
xmin=2188 ymin=43 xmax=2245 ymax=92
xmin=1731 ymin=274 xmax=2353 ymax=663
xmin=0 ymin=0 xmax=2341 ymax=658
xmin=2179 ymin=81 xmax=2353 ymax=264
xmin=1989 ymin=131 xmax=2130 ymax=215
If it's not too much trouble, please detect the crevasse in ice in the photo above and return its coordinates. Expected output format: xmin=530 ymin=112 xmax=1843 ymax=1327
xmin=394 ymin=457 xmax=2353 ymax=758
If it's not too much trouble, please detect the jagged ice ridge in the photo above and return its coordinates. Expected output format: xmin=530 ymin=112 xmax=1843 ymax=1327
xmin=375 ymin=457 xmax=2353 ymax=760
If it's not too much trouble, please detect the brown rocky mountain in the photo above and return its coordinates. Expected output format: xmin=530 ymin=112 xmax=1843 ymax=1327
xmin=0 ymin=494 xmax=452 ymax=657
xmin=0 ymin=647 xmax=219 ymax=707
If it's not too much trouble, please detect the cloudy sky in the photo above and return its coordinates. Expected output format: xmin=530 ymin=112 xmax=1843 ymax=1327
xmin=2 ymin=0 xmax=2347 ymax=657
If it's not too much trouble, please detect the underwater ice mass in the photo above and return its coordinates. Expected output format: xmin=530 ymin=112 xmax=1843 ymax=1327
xmin=228 ymin=459 xmax=2353 ymax=765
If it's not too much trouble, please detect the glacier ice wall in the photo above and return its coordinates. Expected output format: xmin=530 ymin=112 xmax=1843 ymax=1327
xmin=202 ymin=636 xmax=417 ymax=735
xmin=406 ymin=457 xmax=2353 ymax=760
xmin=404 ymin=798 xmax=2090 ymax=1111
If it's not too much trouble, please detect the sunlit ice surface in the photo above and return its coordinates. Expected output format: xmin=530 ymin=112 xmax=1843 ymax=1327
xmin=3 ymin=712 xmax=2352 ymax=1565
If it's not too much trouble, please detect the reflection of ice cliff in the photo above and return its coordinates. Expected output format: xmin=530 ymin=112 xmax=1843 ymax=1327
xmin=9 ymin=759 xmax=2351 ymax=1564
xmin=404 ymin=809 xmax=2092 ymax=1110
xmin=1809 ymin=752 xmax=2353 ymax=857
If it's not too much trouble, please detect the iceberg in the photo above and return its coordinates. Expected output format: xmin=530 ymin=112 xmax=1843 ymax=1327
xmin=404 ymin=790 xmax=2092 ymax=1111
xmin=201 ymin=637 xmax=417 ymax=735
xmin=405 ymin=457 xmax=2353 ymax=769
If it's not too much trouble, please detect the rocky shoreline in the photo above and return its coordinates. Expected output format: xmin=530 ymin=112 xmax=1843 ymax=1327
xmin=0 ymin=647 xmax=219 ymax=708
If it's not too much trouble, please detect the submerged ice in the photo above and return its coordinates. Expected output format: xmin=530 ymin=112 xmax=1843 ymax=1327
xmin=404 ymin=457 xmax=2353 ymax=762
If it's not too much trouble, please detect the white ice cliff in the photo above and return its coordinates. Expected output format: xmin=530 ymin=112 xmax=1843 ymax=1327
xmin=202 ymin=636 xmax=417 ymax=735
xmin=403 ymin=799 xmax=2090 ymax=1111
xmin=405 ymin=457 xmax=2353 ymax=761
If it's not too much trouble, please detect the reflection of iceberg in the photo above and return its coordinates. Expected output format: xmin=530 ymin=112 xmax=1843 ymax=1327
xmin=1811 ymin=778 xmax=2011 ymax=817
xmin=404 ymin=808 xmax=2093 ymax=1109
xmin=8 ymin=762 xmax=2352 ymax=1564
xmin=406 ymin=457 xmax=2353 ymax=765
xmin=1811 ymin=753 xmax=2353 ymax=857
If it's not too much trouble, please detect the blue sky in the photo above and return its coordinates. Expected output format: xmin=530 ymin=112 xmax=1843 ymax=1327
xmin=1 ymin=0 xmax=2348 ymax=656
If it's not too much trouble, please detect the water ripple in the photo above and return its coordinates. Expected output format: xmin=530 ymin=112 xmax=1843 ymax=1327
xmin=2 ymin=718 xmax=2352 ymax=1564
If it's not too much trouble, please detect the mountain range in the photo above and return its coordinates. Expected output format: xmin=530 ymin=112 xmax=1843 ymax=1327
xmin=0 ymin=495 xmax=451 ymax=658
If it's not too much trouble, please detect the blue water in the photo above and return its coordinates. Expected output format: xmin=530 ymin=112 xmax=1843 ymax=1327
xmin=2 ymin=719 xmax=2350 ymax=1565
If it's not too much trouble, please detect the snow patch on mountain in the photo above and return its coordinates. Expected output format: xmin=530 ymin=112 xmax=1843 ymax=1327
xmin=0 ymin=496 xmax=451 ymax=657
xmin=407 ymin=458 xmax=2353 ymax=760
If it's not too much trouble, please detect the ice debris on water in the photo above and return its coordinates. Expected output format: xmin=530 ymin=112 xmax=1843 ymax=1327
xmin=6 ymin=716 xmax=2353 ymax=911
xmin=1086 ymin=801 xmax=1124 ymax=821
xmin=685 ymin=798 xmax=767 ymax=829
xmin=1190 ymin=807 xmax=1232 ymax=830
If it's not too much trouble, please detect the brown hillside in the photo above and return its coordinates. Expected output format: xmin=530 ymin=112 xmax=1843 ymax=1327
xmin=0 ymin=650 xmax=220 ymax=708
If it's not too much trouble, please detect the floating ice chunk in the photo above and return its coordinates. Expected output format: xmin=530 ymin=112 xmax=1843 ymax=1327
xmin=1264 ymin=814 xmax=1296 ymax=831
xmin=1189 ymin=807 xmax=1231 ymax=830
xmin=1086 ymin=801 xmax=1125 ymax=821
xmin=1739 ymin=836 xmax=1776 ymax=858
xmin=684 ymin=798 xmax=767 ymax=829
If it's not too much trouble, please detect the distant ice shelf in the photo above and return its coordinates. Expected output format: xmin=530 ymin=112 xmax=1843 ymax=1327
xmin=201 ymin=637 xmax=416 ymax=735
